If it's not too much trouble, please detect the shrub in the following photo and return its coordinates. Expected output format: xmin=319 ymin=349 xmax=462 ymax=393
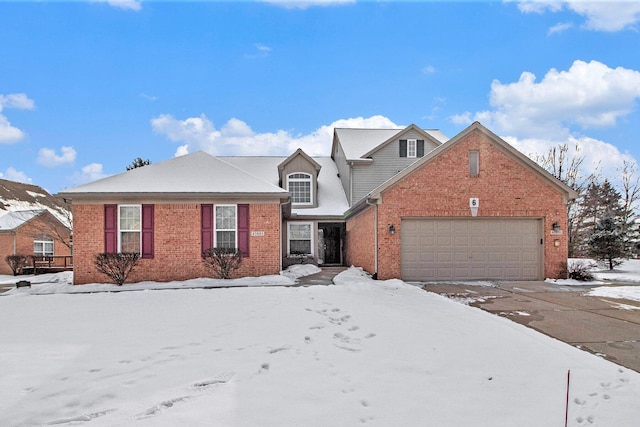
xmin=94 ymin=252 xmax=140 ymax=286
xmin=5 ymin=254 xmax=29 ymax=276
xmin=282 ymin=254 xmax=317 ymax=269
xmin=560 ymin=260 xmax=596 ymax=281
xmin=202 ymin=247 xmax=242 ymax=279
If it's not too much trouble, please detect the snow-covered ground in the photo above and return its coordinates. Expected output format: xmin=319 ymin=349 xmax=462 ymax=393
xmin=1 ymin=267 xmax=639 ymax=426
xmin=545 ymin=259 xmax=640 ymax=303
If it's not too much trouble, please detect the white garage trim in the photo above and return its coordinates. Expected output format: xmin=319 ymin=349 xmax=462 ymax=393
xmin=401 ymin=218 xmax=543 ymax=281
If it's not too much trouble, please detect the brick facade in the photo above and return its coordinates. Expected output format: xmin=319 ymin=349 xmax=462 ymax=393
xmin=347 ymin=127 xmax=571 ymax=280
xmin=72 ymin=202 xmax=281 ymax=285
xmin=0 ymin=212 xmax=72 ymax=276
xmin=345 ymin=206 xmax=376 ymax=275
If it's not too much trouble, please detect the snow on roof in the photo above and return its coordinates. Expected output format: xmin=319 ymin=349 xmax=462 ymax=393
xmin=223 ymin=156 xmax=349 ymax=217
xmin=0 ymin=209 xmax=44 ymax=231
xmin=61 ymin=151 xmax=288 ymax=196
xmin=335 ymin=128 xmax=449 ymax=161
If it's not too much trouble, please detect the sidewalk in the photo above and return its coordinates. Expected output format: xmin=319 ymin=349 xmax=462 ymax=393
xmin=296 ymin=266 xmax=347 ymax=286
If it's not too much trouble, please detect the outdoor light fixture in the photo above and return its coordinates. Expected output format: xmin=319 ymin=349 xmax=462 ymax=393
xmin=552 ymin=222 xmax=561 ymax=232
xmin=389 ymin=224 xmax=396 ymax=235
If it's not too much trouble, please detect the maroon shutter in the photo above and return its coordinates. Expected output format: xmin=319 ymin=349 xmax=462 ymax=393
xmin=201 ymin=204 xmax=213 ymax=255
xmin=238 ymin=204 xmax=250 ymax=257
xmin=141 ymin=204 xmax=154 ymax=259
xmin=104 ymin=204 xmax=118 ymax=253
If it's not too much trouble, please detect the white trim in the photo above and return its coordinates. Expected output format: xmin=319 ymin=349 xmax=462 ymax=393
xmin=286 ymin=172 xmax=313 ymax=206
xmin=214 ymin=204 xmax=238 ymax=249
xmin=407 ymin=139 xmax=417 ymax=158
xmin=118 ymin=204 xmax=142 ymax=254
xmin=33 ymin=237 xmax=54 ymax=256
xmin=287 ymin=221 xmax=314 ymax=256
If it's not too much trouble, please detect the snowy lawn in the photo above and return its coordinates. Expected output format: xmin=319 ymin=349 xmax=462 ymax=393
xmin=1 ymin=268 xmax=638 ymax=426
xmin=545 ymin=259 xmax=640 ymax=303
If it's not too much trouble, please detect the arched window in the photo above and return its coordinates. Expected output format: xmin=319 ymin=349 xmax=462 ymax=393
xmin=287 ymin=173 xmax=312 ymax=205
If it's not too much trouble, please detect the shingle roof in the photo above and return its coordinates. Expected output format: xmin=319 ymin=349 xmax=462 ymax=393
xmin=335 ymin=127 xmax=449 ymax=161
xmin=0 ymin=209 xmax=44 ymax=231
xmin=60 ymin=151 xmax=288 ymax=197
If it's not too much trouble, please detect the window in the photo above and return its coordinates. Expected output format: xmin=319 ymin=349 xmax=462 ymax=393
xmin=288 ymin=222 xmax=313 ymax=255
xmin=34 ymin=238 xmax=54 ymax=256
xmin=119 ymin=205 xmax=141 ymax=253
xmin=287 ymin=173 xmax=312 ymax=205
xmin=400 ymin=139 xmax=424 ymax=158
xmin=215 ymin=205 xmax=237 ymax=249
xmin=407 ymin=139 xmax=417 ymax=158
xmin=469 ymin=150 xmax=480 ymax=176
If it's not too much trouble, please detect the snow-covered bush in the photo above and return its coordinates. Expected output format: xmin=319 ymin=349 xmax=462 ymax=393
xmin=93 ymin=252 xmax=140 ymax=286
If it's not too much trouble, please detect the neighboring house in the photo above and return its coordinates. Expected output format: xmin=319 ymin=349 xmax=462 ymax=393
xmin=0 ymin=210 xmax=72 ymax=275
xmin=60 ymin=121 xmax=576 ymax=285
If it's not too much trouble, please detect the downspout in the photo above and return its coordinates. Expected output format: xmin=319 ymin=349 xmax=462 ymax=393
xmin=365 ymin=197 xmax=378 ymax=278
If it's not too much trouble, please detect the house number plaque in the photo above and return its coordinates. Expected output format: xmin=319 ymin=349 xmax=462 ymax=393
xmin=251 ymin=231 xmax=265 ymax=237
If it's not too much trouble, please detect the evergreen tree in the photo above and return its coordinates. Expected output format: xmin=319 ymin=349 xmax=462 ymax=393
xmin=588 ymin=214 xmax=626 ymax=270
xmin=126 ymin=157 xmax=151 ymax=171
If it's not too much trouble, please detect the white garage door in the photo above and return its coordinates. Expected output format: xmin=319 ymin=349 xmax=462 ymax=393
xmin=401 ymin=218 xmax=543 ymax=281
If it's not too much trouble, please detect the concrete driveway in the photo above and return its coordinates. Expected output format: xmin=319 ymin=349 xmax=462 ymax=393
xmin=421 ymin=280 xmax=640 ymax=373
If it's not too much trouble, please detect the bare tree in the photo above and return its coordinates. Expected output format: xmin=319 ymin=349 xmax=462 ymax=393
xmin=533 ymin=143 xmax=600 ymax=257
xmin=619 ymin=160 xmax=640 ymax=256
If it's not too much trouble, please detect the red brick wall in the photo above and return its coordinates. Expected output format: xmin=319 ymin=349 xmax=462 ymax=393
xmin=345 ymin=207 xmax=376 ymax=274
xmin=349 ymin=128 xmax=570 ymax=280
xmin=0 ymin=214 xmax=72 ymax=275
xmin=72 ymin=202 xmax=281 ymax=285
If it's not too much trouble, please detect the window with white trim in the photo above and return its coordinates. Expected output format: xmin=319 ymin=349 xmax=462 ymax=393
xmin=119 ymin=205 xmax=141 ymax=253
xmin=407 ymin=139 xmax=417 ymax=158
xmin=215 ymin=205 xmax=237 ymax=249
xmin=287 ymin=173 xmax=312 ymax=205
xmin=34 ymin=237 xmax=54 ymax=256
xmin=288 ymin=222 xmax=313 ymax=255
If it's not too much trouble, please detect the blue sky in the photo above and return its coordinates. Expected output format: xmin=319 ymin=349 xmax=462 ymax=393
xmin=1 ymin=0 xmax=640 ymax=193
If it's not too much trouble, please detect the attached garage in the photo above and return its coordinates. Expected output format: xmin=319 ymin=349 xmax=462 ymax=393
xmin=401 ymin=218 xmax=543 ymax=281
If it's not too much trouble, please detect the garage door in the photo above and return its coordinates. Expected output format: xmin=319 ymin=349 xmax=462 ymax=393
xmin=401 ymin=218 xmax=542 ymax=281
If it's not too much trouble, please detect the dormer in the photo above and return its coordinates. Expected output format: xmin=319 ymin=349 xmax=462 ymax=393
xmin=278 ymin=148 xmax=322 ymax=208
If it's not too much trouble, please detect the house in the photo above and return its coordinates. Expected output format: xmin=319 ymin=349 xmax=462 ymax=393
xmin=0 ymin=178 xmax=73 ymax=275
xmin=60 ymin=121 xmax=576 ymax=285
xmin=0 ymin=210 xmax=72 ymax=275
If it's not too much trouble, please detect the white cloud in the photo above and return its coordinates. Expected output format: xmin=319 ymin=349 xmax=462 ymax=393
xmin=93 ymin=0 xmax=142 ymax=11
xmin=152 ymin=114 xmax=400 ymax=157
xmin=505 ymin=134 xmax=636 ymax=187
xmin=453 ymin=60 xmax=640 ymax=138
xmin=0 ymin=92 xmax=35 ymax=144
xmin=245 ymin=43 xmax=273 ymax=59
xmin=71 ymin=163 xmax=107 ymax=184
xmin=0 ymin=93 xmax=35 ymax=110
xmin=516 ymin=0 xmax=640 ymax=32
xmin=548 ymin=22 xmax=573 ymax=35
xmin=0 ymin=167 xmax=32 ymax=184
xmin=422 ymin=65 xmax=437 ymax=74
xmin=263 ymin=0 xmax=354 ymax=10
xmin=37 ymin=146 xmax=77 ymax=167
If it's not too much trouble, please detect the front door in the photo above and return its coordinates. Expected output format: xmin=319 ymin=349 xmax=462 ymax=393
xmin=318 ymin=223 xmax=343 ymax=265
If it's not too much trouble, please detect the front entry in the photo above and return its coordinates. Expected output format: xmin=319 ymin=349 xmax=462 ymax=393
xmin=318 ymin=223 xmax=344 ymax=265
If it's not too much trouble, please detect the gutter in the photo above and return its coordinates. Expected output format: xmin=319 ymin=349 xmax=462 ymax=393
xmin=365 ymin=198 xmax=378 ymax=278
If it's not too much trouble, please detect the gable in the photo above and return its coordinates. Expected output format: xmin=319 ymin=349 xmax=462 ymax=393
xmin=346 ymin=122 xmax=577 ymax=217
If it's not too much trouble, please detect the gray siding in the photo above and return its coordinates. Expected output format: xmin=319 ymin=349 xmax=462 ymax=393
xmin=281 ymin=155 xmax=319 ymax=208
xmin=333 ymin=143 xmax=352 ymax=205
xmin=351 ymin=130 xmax=439 ymax=204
